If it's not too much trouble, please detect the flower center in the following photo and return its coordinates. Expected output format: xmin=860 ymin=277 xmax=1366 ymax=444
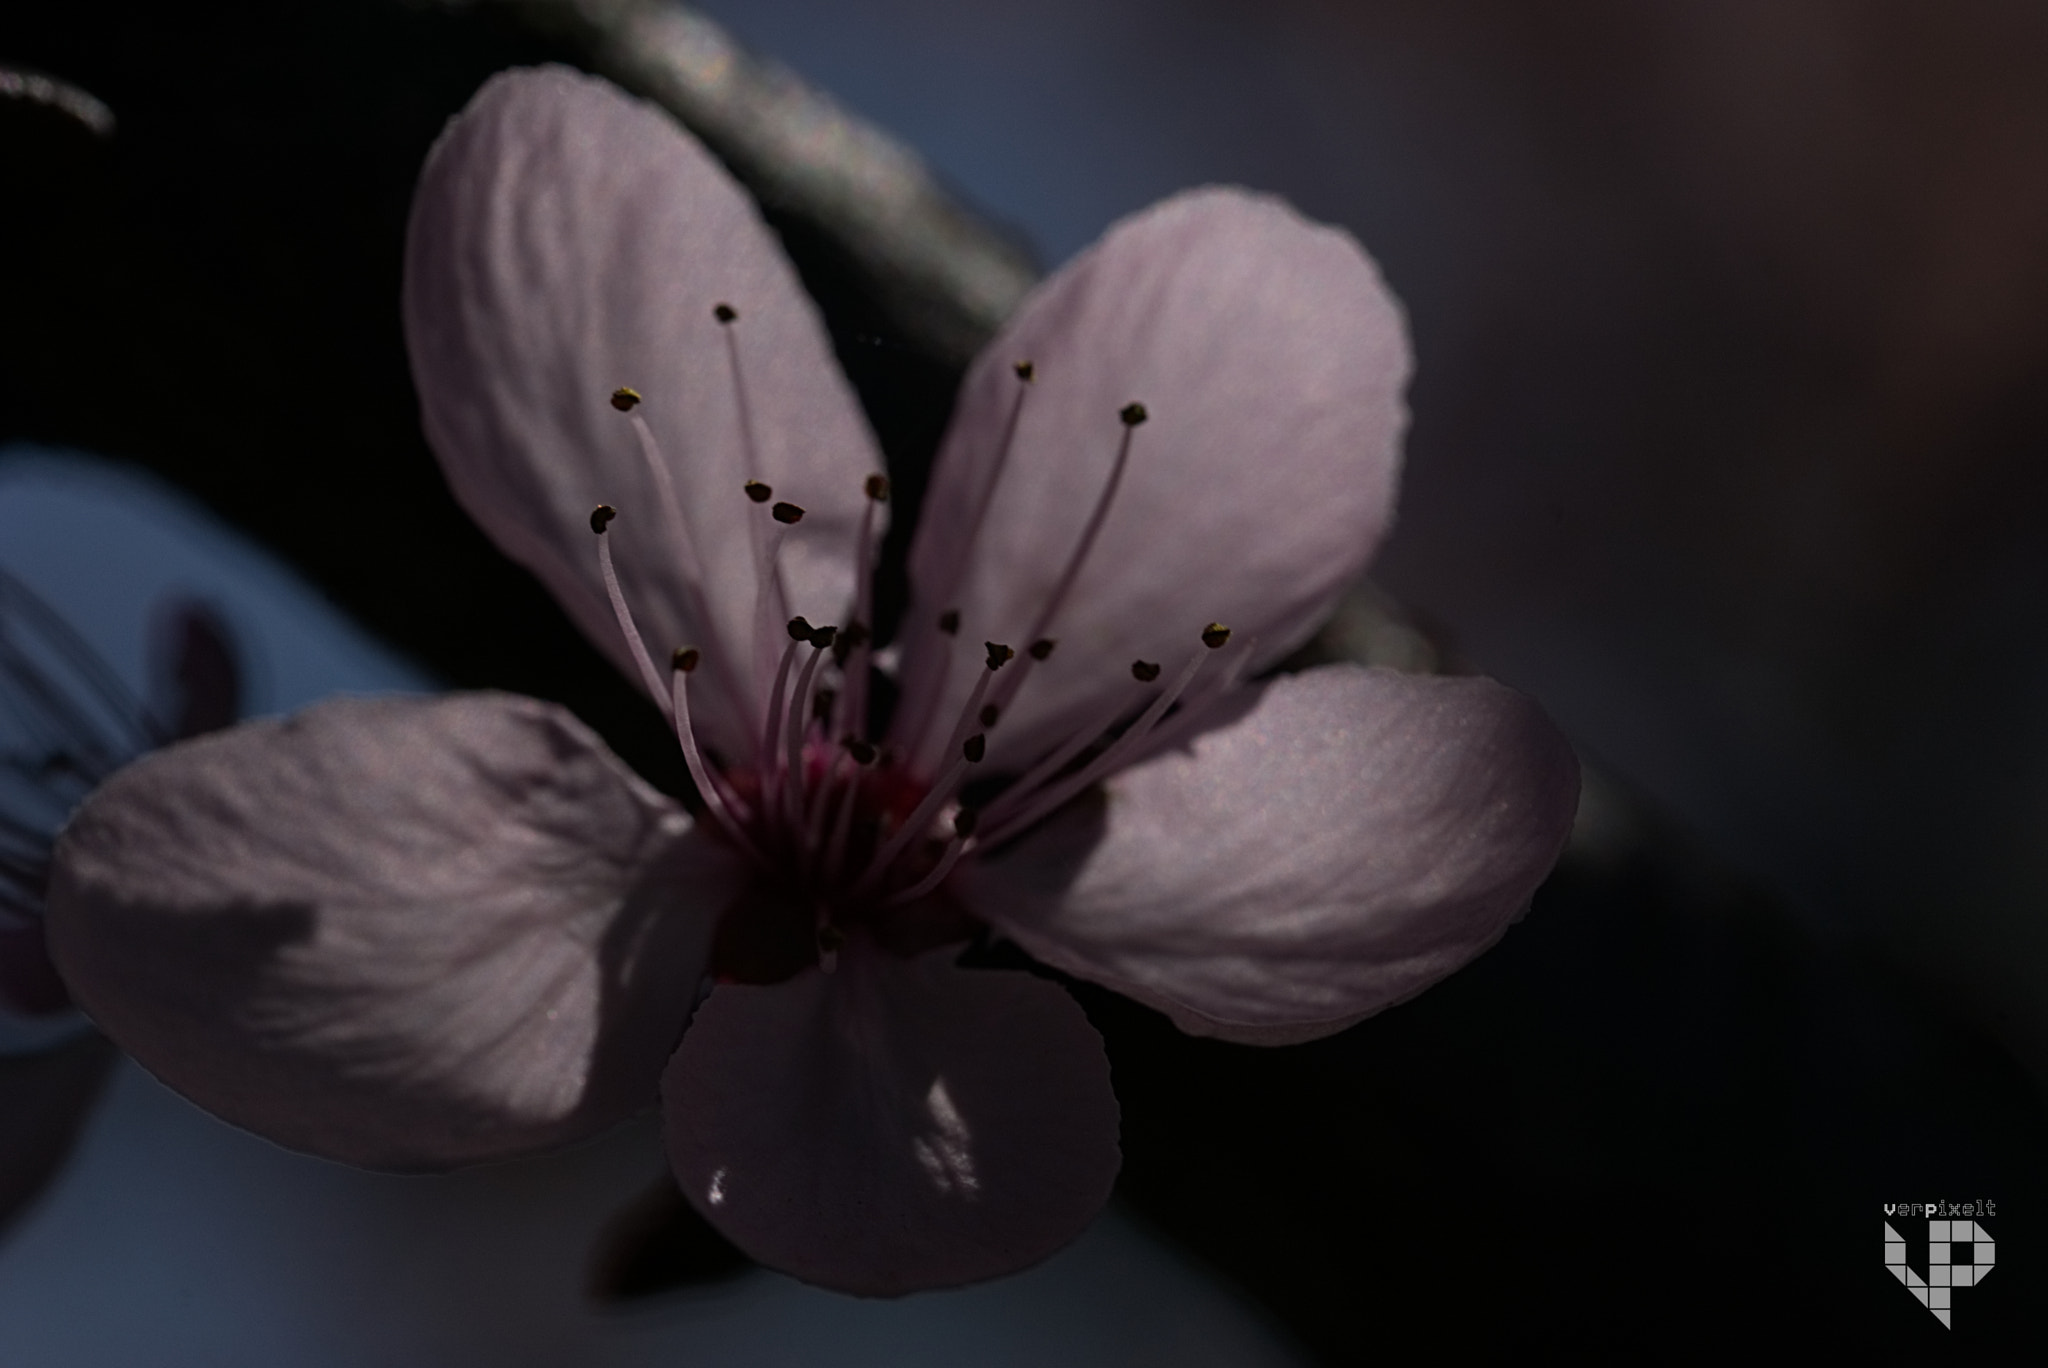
xmin=591 ymin=304 xmax=1242 ymax=978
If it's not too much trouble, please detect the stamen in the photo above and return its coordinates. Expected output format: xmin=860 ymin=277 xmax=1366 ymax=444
xmin=944 ymin=360 xmax=1035 ymax=587
xmin=590 ymin=507 xmax=674 ymax=723
xmin=1129 ymin=632 xmax=1258 ymax=762
xmin=831 ymin=622 xmax=868 ymax=668
xmin=977 ymin=401 xmax=1150 ymax=734
xmin=978 ymin=626 xmax=1219 ymax=849
xmin=851 ymin=663 xmax=997 ymax=887
xmin=820 ymin=737 xmax=875 ymax=879
xmin=757 ymin=624 xmax=806 ymax=815
xmin=720 ymin=307 xmax=795 ymax=685
xmin=1131 ymin=660 xmax=1161 ymax=683
xmin=900 ymin=363 xmax=1036 ymax=750
xmin=972 ymin=690 xmax=1134 ymax=834
xmin=855 ymin=735 xmax=985 ymax=895
xmin=1029 ymin=638 xmax=1056 ymax=661
xmin=933 ymin=645 xmax=1011 ymax=776
xmin=783 ymin=626 xmax=836 ymax=828
xmin=800 ymin=746 xmax=850 ymax=864
xmin=879 ymin=813 xmax=977 ymax=907
xmin=720 ymin=307 xmax=761 ymax=482
xmin=840 ymin=475 xmax=888 ymax=740
xmin=668 ymin=649 xmax=763 ymax=863
xmin=772 ymin=501 xmax=805 ymax=525
xmin=901 ymin=608 xmax=963 ymax=762
xmin=611 ymin=396 xmax=752 ymax=738
xmin=747 ymin=490 xmax=799 ymax=693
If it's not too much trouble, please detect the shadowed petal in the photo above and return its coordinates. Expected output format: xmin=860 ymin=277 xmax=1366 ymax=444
xmin=957 ymin=666 xmax=1580 ymax=1043
xmin=405 ymin=66 xmax=883 ymax=759
xmin=47 ymin=693 xmax=744 ymax=1169
xmin=897 ymin=188 xmax=1409 ymax=776
xmin=662 ymin=945 xmax=1119 ymax=1295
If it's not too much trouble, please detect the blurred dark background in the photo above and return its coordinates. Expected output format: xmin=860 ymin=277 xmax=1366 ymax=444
xmin=4 ymin=0 xmax=2046 ymax=1359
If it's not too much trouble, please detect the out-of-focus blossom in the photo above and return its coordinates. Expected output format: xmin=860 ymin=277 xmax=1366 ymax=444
xmin=47 ymin=68 xmax=1578 ymax=1294
xmin=2 ymin=567 xmax=237 ymax=1230
xmin=2 ymin=570 xmax=236 ymax=1023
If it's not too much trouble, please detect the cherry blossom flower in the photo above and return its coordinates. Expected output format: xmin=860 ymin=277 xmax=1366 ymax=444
xmin=46 ymin=67 xmax=1579 ymax=1294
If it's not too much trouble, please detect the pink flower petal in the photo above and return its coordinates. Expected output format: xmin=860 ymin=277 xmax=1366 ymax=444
xmin=46 ymin=693 xmax=745 ymax=1169
xmin=662 ymin=945 xmax=1119 ymax=1295
xmin=896 ymin=189 xmax=1410 ymax=775
xmin=404 ymin=66 xmax=884 ymax=760
xmin=956 ymin=665 xmax=1580 ymax=1043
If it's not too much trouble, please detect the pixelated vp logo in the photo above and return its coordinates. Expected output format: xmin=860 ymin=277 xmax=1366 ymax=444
xmin=1885 ymin=1219 xmax=1994 ymax=1328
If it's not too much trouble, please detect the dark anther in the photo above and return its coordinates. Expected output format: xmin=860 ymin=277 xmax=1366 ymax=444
xmin=954 ymin=808 xmax=980 ymax=838
xmin=589 ymin=505 xmax=617 ymax=534
xmin=1131 ymin=660 xmax=1162 ymax=682
xmin=808 ymin=624 xmax=839 ymax=651
xmin=1202 ymin=622 xmax=1232 ymax=649
xmin=671 ymin=647 xmax=700 ymax=674
xmin=772 ymin=501 xmax=806 ymax=525
xmin=714 ymin=303 xmax=737 ymax=323
xmin=985 ymin=642 xmax=1015 ymax=670
xmin=813 ymin=688 xmax=836 ymax=721
xmin=938 ymin=609 xmax=961 ymax=636
xmin=1028 ymin=638 xmax=1057 ymax=661
xmin=1120 ymin=401 xmax=1149 ymax=427
xmin=1013 ymin=360 xmax=1035 ymax=382
xmin=962 ymin=734 xmax=987 ymax=763
xmin=833 ymin=621 xmax=868 ymax=666
xmin=817 ymin=923 xmax=845 ymax=953
xmin=787 ymin=616 xmax=815 ymax=641
xmin=844 ymin=737 xmax=878 ymax=765
xmin=744 ymin=480 xmax=773 ymax=503
xmin=978 ymin=703 xmax=1000 ymax=727
xmin=610 ymin=387 xmax=642 ymax=412
xmin=864 ymin=474 xmax=890 ymax=502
